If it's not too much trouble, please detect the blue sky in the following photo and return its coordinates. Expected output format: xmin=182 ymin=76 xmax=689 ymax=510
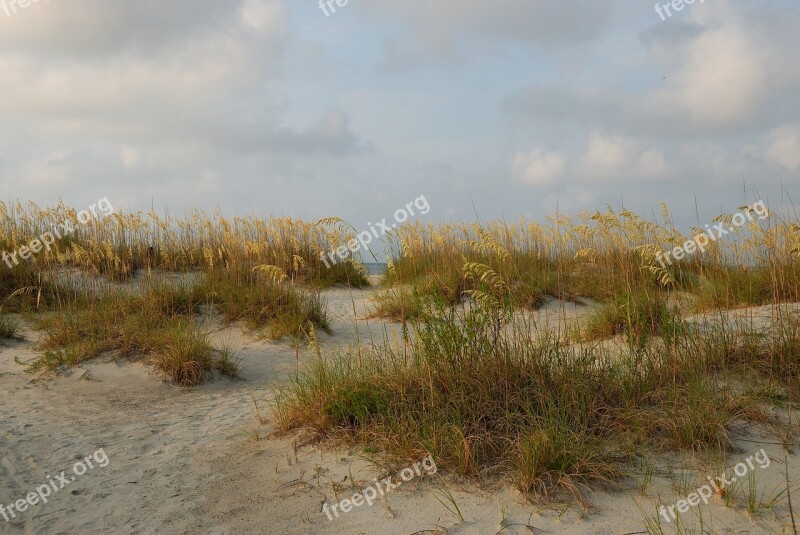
xmin=0 ymin=0 xmax=798 ymax=232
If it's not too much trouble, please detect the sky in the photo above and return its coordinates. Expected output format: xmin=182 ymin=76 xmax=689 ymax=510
xmin=0 ymin=0 xmax=798 ymax=231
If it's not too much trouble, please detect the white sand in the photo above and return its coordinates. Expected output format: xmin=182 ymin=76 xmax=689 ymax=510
xmin=0 ymin=285 xmax=797 ymax=534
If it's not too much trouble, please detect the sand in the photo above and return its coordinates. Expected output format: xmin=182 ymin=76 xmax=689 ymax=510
xmin=0 ymin=283 xmax=798 ymax=534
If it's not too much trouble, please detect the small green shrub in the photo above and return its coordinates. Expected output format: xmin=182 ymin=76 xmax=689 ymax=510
xmin=0 ymin=315 xmax=20 ymax=339
xmin=323 ymin=386 xmax=388 ymax=428
xmin=583 ymin=291 xmax=678 ymax=343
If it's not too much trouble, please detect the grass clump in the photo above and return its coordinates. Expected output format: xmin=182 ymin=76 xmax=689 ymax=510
xmin=695 ymin=317 xmax=800 ymax=395
xmin=371 ymin=286 xmax=445 ymax=322
xmin=582 ymin=290 xmax=680 ymax=343
xmin=323 ymin=384 xmax=389 ymax=428
xmin=691 ymin=267 xmax=776 ymax=311
xmin=371 ymin=287 xmax=423 ymax=321
xmin=317 ymin=260 xmax=370 ymax=289
xmin=151 ymin=324 xmax=239 ymax=387
xmin=199 ymin=266 xmax=331 ymax=339
xmin=378 ymin=204 xmax=797 ymax=316
xmin=29 ymin=284 xmax=239 ymax=386
xmin=515 ymin=423 xmax=621 ymax=498
xmin=0 ymin=314 xmax=20 ymax=339
xmin=277 ymin=262 xmax=754 ymax=500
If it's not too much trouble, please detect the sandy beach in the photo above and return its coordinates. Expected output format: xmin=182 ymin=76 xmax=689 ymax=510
xmin=3 ymin=2 xmax=799 ymax=533
xmin=1 ymin=280 xmax=797 ymax=535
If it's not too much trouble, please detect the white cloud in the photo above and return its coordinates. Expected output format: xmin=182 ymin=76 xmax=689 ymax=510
xmin=504 ymin=2 xmax=795 ymax=139
xmin=512 ymin=149 xmax=565 ymax=187
xmin=658 ymin=26 xmax=766 ymax=127
xmin=584 ymin=133 xmax=632 ymax=171
xmin=637 ymin=149 xmax=669 ymax=178
xmin=360 ymin=0 xmax=621 ymax=65
xmin=239 ymin=0 xmax=287 ymax=36
xmin=579 ymin=133 xmax=670 ymax=181
xmin=0 ymin=1 xmax=246 ymax=55
xmin=0 ymin=0 xmax=795 ymax=228
xmin=765 ymin=124 xmax=800 ymax=171
xmin=120 ymin=146 xmax=140 ymax=168
xmin=26 ymin=150 xmax=70 ymax=186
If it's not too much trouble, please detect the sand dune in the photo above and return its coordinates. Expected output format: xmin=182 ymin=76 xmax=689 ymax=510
xmin=0 ymin=285 xmax=796 ymax=534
